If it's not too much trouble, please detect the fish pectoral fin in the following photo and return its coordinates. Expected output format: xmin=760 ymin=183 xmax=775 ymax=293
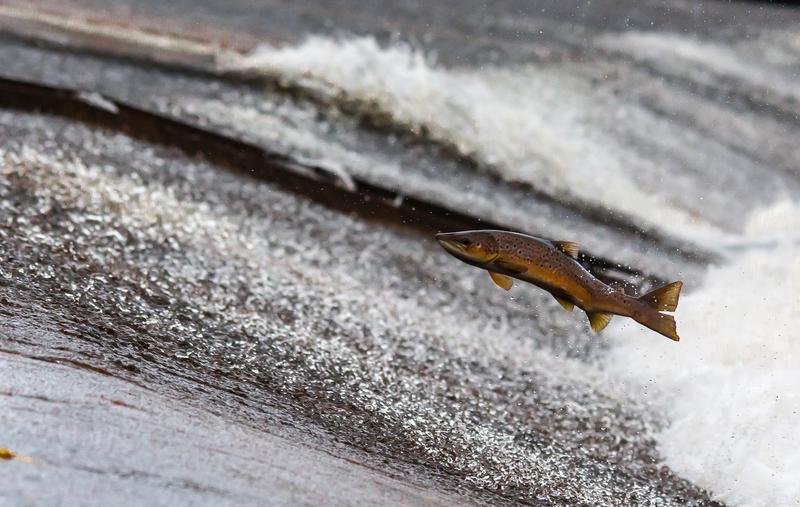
xmin=553 ymin=295 xmax=574 ymax=312
xmin=493 ymin=260 xmax=527 ymax=274
xmin=488 ymin=271 xmax=513 ymax=291
xmin=552 ymin=240 xmax=579 ymax=259
xmin=586 ymin=311 xmax=613 ymax=332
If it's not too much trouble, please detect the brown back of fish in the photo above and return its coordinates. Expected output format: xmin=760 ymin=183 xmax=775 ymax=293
xmin=488 ymin=231 xmax=601 ymax=307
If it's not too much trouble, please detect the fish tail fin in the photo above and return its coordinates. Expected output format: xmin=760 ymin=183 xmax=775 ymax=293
xmin=639 ymin=281 xmax=683 ymax=312
xmin=639 ymin=311 xmax=680 ymax=341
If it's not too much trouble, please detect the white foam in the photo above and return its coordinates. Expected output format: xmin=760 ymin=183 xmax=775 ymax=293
xmin=607 ymin=200 xmax=800 ymax=507
xmin=232 ymin=36 xmax=725 ymax=242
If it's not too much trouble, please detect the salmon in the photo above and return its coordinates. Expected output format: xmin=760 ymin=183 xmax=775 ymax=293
xmin=436 ymin=230 xmax=682 ymax=341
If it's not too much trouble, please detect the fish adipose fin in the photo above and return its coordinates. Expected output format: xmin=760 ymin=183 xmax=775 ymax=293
xmin=640 ymin=281 xmax=683 ymax=312
xmin=551 ymin=241 xmax=579 ymax=259
xmin=489 ymin=271 xmax=513 ymax=290
xmin=553 ymin=295 xmax=574 ymax=312
xmin=586 ymin=311 xmax=612 ymax=332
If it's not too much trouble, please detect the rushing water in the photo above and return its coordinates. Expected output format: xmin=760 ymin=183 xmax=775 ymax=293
xmin=0 ymin=110 xmax=705 ymax=505
xmin=227 ymin=30 xmax=800 ymax=506
xmin=608 ymin=201 xmax=800 ymax=507
xmin=1 ymin=2 xmax=800 ymax=505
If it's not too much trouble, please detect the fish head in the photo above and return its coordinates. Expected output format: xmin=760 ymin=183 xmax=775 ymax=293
xmin=436 ymin=231 xmax=499 ymax=265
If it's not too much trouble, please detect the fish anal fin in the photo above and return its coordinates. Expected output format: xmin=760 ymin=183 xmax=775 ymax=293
xmin=586 ymin=311 xmax=613 ymax=332
xmin=494 ymin=260 xmax=527 ymax=274
xmin=489 ymin=271 xmax=513 ymax=290
xmin=553 ymin=295 xmax=574 ymax=312
xmin=640 ymin=281 xmax=683 ymax=312
xmin=552 ymin=241 xmax=579 ymax=259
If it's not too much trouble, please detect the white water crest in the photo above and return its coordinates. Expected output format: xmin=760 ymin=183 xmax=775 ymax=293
xmin=232 ymin=36 xmax=728 ymax=243
xmin=608 ymin=200 xmax=800 ymax=507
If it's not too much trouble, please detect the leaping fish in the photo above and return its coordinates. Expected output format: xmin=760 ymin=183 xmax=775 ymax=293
xmin=436 ymin=230 xmax=683 ymax=341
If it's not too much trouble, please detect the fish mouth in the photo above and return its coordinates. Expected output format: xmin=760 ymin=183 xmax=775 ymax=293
xmin=437 ymin=239 xmax=464 ymax=257
xmin=436 ymin=233 xmax=495 ymax=264
xmin=435 ymin=234 xmax=465 ymax=256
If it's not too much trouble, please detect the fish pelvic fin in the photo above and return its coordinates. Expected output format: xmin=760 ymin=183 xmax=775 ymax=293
xmin=489 ymin=271 xmax=513 ymax=290
xmin=640 ymin=311 xmax=680 ymax=341
xmin=553 ymin=295 xmax=574 ymax=312
xmin=551 ymin=240 xmax=579 ymax=259
xmin=586 ymin=311 xmax=612 ymax=332
xmin=640 ymin=281 xmax=683 ymax=312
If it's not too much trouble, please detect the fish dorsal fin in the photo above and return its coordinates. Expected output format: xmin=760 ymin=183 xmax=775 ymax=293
xmin=488 ymin=271 xmax=513 ymax=291
xmin=640 ymin=281 xmax=683 ymax=312
xmin=494 ymin=259 xmax=527 ymax=274
xmin=553 ymin=295 xmax=574 ymax=312
xmin=586 ymin=311 xmax=612 ymax=332
xmin=552 ymin=241 xmax=579 ymax=259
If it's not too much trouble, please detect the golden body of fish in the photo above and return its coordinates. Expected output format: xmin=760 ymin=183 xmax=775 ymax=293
xmin=436 ymin=230 xmax=682 ymax=341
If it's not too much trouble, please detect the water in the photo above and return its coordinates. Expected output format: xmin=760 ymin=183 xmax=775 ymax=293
xmin=0 ymin=37 xmax=709 ymax=278
xmin=0 ymin=110 xmax=708 ymax=505
xmin=224 ymin=31 xmax=800 ymax=505
xmin=232 ymin=33 xmax=799 ymax=243
xmin=1 ymin=2 xmax=800 ymax=505
xmin=608 ymin=201 xmax=800 ymax=507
